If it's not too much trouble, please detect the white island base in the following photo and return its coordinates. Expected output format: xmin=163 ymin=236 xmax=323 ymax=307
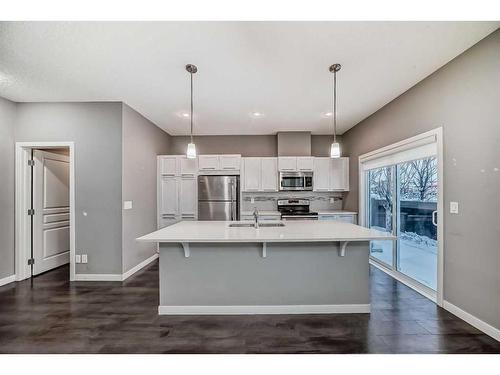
xmin=137 ymin=220 xmax=395 ymax=315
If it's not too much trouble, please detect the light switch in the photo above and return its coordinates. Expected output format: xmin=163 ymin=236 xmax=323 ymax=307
xmin=75 ymin=254 xmax=81 ymax=263
xmin=123 ymin=201 xmax=133 ymax=210
xmin=81 ymin=254 xmax=88 ymax=264
xmin=450 ymin=202 xmax=459 ymax=214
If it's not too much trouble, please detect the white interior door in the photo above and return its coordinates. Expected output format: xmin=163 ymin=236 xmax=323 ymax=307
xmin=33 ymin=150 xmax=70 ymax=275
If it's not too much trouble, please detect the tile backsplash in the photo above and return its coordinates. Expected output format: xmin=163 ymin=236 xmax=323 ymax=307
xmin=241 ymin=191 xmax=345 ymax=212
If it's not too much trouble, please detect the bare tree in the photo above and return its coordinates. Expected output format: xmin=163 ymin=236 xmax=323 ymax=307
xmin=410 ymin=157 xmax=437 ymax=201
xmin=369 ymin=167 xmax=393 ymax=231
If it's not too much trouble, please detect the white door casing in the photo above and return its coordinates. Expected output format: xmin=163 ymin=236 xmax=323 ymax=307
xmin=32 ymin=150 xmax=70 ymax=275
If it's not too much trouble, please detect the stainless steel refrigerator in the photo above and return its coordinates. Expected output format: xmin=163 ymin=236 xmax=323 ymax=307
xmin=198 ymin=175 xmax=240 ymax=221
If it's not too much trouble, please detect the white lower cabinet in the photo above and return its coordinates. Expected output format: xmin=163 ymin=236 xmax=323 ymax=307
xmin=318 ymin=213 xmax=357 ymax=224
xmin=158 ymin=177 xmax=197 ymax=227
xmin=179 ymin=177 xmax=196 ymax=216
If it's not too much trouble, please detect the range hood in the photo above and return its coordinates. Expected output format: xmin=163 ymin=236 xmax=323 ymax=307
xmin=277 ymin=132 xmax=311 ymax=156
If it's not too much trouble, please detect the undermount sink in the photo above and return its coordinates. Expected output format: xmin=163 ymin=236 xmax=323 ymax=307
xmin=259 ymin=222 xmax=285 ymax=227
xmin=228 ymin=223 xmax=255 ymax=228
xmin=228 ymin=222 xmax=285 ymax=228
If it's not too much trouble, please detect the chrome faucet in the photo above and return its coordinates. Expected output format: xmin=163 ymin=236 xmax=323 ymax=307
xmin=253 ymin=207 xmax=259 ymax=229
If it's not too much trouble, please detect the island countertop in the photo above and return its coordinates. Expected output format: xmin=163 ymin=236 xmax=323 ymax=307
xmin=137 ymin=220 xmax=395 ymax=243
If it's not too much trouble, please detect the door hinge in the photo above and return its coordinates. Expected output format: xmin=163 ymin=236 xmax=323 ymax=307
xmin=27 ymin=258 xmax=35 ymax=266
xmin=27 ymin=209 xmax=35 ymax=216
xmin=28 ymin=159 xmax=35 ymax=166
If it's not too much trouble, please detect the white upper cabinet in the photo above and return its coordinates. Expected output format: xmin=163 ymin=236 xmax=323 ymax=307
xmin=179 ymin=157 xmax=198 ymax=176
xmin=198 ymin=155 xmax=219 ymax=171
xmin=296 ymin=157 xmax=314 ymax=171
xmin=179 ymin=177 xmax=197 ymax=217
xmin=260 ymin=158 xmax=278 ymax=191
xmin=313 ymin=157 xmax=349 ymax=191
xmin=159 ymin=155 xmax=198 ymax=176
xmin=243 ymin=157 xmax=278 ymax=192
xmin=159 ymin=156 xmax=178 ymax=176
xmin=198 ymin=155 xmax=241 ymax=171
xmin=278 ymin=157 xmax=297 ymax=171
xmin=313 ymin=158 xmax=331 ymax=191
xmin=219 ymin=155 xmax=241 ymax=171
xmin=243 ymin=158 xmax=261 ymax=191
xmin=330 ymin=157 xmax=349 ymax=191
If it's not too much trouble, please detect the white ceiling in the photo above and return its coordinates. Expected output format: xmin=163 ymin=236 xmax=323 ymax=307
xmin=0 ymin=21 xmax=498 ymax=135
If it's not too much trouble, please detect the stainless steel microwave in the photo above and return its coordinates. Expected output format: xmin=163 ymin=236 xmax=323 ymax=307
xmin=279 ymin=172 xmax=313 ymax=191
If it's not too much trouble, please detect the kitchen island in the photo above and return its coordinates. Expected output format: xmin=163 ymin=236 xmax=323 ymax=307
xmin=137 ymin=220 xmax=394 ymax=315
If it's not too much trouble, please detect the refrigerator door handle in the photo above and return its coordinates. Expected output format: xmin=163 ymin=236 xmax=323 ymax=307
xmin=229 ymin=181 xmax=233 ymax=221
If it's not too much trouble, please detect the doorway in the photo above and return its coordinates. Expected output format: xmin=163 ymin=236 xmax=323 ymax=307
xmin=359 ymin=129 xmax=443 ymax=304
xmin=15 ymin=142 xmax=76 ymax=281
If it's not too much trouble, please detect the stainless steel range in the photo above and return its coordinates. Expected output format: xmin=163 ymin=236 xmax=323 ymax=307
xmin=277 ymin=199 xmax=318 ymax=220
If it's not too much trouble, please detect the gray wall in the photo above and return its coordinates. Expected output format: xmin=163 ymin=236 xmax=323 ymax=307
xmin=342 ymin=30 xmax=500 ymax=329
xmin=0 ymin=97 xmax=16 ymax=279
xmin=169 ymin=134 xmax=339 ymax=157
xmin=122 ymin=104 xmax=170 ymax=273
xmin=169 ymin=135 xmax=277 ymax=156
xmin=15 ymin=102 xmax=124 ymax=274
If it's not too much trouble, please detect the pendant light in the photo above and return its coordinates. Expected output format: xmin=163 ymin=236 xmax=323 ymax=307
xmin=329 ymin=63 xmax=341 ymax=158
xmin=186 ymin=64 xmax=197 ymax=159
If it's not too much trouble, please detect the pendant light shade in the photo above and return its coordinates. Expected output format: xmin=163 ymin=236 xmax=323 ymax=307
xmin=185 ymin=64 xmax=197 ymax=159
xmin=330 ymin=142 xmax=341 ymax=158
xmin=186 ymin=142 xmax=197 ymax=159
xmin=329 ymin=63 xmax=341 ymax=158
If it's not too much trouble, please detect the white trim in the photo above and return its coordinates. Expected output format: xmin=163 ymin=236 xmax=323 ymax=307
xmin=121 ymin=253 xmax=158 ymax=281
xmin=358 ymin=127 xmax=444 ymax=307
xmin=158 ymin=304 xmax=371 ymax=315
xmin=370 ymin=259 xmax=437 ymax=302
xmin=74 ymin=274 xmax=122 ymax=281
xmin=443 ymin=301 xmax=500 ymax=342
xmin=0 ymin=274 xmax=16 ymax=287
xmin=15 ymin=142 xmax=76 ymax=282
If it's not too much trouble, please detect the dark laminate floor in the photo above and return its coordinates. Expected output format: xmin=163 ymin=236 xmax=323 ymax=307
xmin=1 ymin=261 xmax=499 ymax=354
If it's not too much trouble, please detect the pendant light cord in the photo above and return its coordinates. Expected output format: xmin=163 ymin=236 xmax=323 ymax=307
xmin=190 ymin=71 xmax=194 ymax=144
xmin=332 ymin=69 xmax=337 ymax=144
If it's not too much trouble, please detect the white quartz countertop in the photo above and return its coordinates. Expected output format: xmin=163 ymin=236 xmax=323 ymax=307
xmin=137 ymin=220 xmax=395 ymax=243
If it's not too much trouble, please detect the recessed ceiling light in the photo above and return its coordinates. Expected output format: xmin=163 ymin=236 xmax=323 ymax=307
xmin=322 ymin=112 xmax=333 ymax=118
xmin=178 ymin=112 xmax=190 ymax=118
xmin=250 ymin=111 xmax=264 ymax=118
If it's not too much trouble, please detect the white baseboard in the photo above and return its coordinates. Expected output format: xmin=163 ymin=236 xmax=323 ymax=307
xmin=74 ymin=253 xmax=159 ymax=282
xmin=0 ymin=274 xmax=16 ymax=287
xmin=74 ymin=273 xmax=122 ymax=281
xmin=122 ymin=253 xmax=158 ymax=281
xmin=443 ymin=300 xmax=500 ymax=342
xmin=158 ymin=304 xmax=371 ymax=315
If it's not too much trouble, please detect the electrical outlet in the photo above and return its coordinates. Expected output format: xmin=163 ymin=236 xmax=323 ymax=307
xmin=330 ymin=198 xmax=335 ymax=204
xmin=75 ymin=254 xmax=81 ymax=263
xmin=250 ymin=197 xmax=255 ymax=204
xmin=123 ymin=201 xmax=133 ymax=210
xmin=450 ymin=202 xmax=459 ymax=214
xmin=81 ymin=254 xmax=88 ymax=264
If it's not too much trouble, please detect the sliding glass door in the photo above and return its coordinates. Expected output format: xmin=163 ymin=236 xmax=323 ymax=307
xmin=366 ymin=156 xmax=438 ymax=293
xmin=367 ymin=166 xmax=395 ymax=267
xmin=396 ymin=157 xmax=438 ymax=290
